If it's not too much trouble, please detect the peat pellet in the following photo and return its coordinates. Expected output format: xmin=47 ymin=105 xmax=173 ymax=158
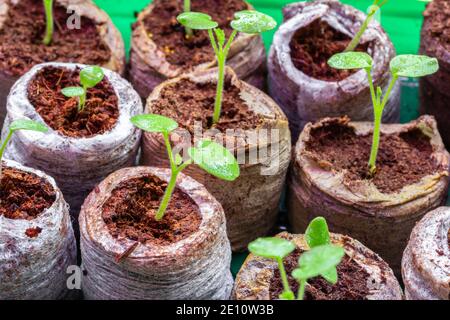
xmin=0 ymin=0 xmax=125 ymax=130
xmin=79 ymin=166 xmax=233 ymax=300
xmin=402 ymin=206 xmax=450 ymax=300
xmin=2 ymin=62 xmax=142 ymax=220
xmin=288 ymin=115 xmax=450 ymax=275
xmin=140 ymin=68 xmax=291 ymax=252
xmin=128 ymin=0 xmax=267 ymax=99
xmin=233 ymin=232 xmax=403 ymax=300
xmin=0 ymin=159 xmax=76 ymax=300
xmin=268 ymin=0 xmax=400 ymax=141
xmin=419 ymin=0 xmax=450 ymax=148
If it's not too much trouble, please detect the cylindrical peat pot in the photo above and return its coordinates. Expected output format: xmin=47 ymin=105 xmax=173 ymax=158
xmin=140 ymin=68 xmax=291 ymax=252
xmin=268 ymin=0 xmax=400 ymax=142
xmin=419 ymin=0 xmax=450 ymax=148
xmin=0 ymin=159 xmax=76 ymax=300
xmin=2 ymin=62 xmax=142 ymax=219
xmin=288 ymin=115 xmax=450 ymax=275
xmin=402 ymin=206 xmax=450 ymax=300
xmin=233 ymin=232 xmax=403 ymax=300
xmin=129 ymin=0 xmax=267 ymax=99
xmin=79 ymin=166 xmax=233 ymax=300
xmin=0 ymin=0 xmax=125 ymax=129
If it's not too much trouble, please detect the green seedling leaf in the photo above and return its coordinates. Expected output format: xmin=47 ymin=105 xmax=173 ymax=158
xmin=305 ymin=217 xmax=330 ymax=248
xmin=279 ymin=291 xmax=295 ymax=300
xmin=292 ymin=244 xmax=345 ymax=281
xmin=61 ymin=86 xmax=85 ymax=98
xmin=188 ymin=140 xmax=239 ymax=181
xmin=9 ymin=119 xmax=48 ymax=133
xmin=175 ymin=153 xmax=183 ymax=166
xmin=320 ymin=267 xmax=338 ymax=284
xmin=248 ymin=237 xmax=296 ymax=260
xmin=231 ymin=10 xmax=277 ymax=34
xmin=390 ymin=54 xmax=439 ymax=78
xmin=131 ymin=114 xmax=178 ymax=133
xmin=177 ymin=12 xmax=218 ymax=30
xmin=328 ymin=52 xmax=373 ymax=70
xmin=214 ymin=28 xmax=226 ymax=48
xmin=80 ymin=66 xmax=104 ymax=88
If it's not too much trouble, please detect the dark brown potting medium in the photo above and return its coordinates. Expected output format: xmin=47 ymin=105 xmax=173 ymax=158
xmin=0 ymin=159 xmax=76 ymax=300
xmin=288 ymin=116 xmax=450 ymax=276
xmin=233 ymin=232 xmax=403 ymax=300
xmin=141 ymin=68 xmax=291 ymax=252
xmin=27 ymin=66 xmax=119 ymax=138
xmin=102 ymin=174 xmax=201 ymax=246
xmin=142 ymin=0 xmax=246 ymax=70
xmin=289 ymin=19 xmax=369 ymax=82
xmin=420 ymin=0 xmax=450 ymax=148
xmin=129 ymin=0 xmax=267 ymax=98
xmin=0 ymin=166 xmax=56 ymax=220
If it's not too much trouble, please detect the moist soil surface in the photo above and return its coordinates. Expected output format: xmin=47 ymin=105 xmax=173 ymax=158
xmin=28 ymin=66 xmax=119 ymax=138
xmin=290 ymin=19 xmax=369 ymax=81
xmin=0 ymin=166 xmax=56 ymax=220
xmin=140 ymin=0 xmax=247 ymax=69
xmin=151 ymin=77 xmax=262 ymax=134
xmin=304 ymin=118 xmax=439 ymax=194
xmin=102 ymin=175 xmax=201 ymax=246
xmin=0 ymin=0 xmax=111 ymax=77
xmin=423 ymin=0 xmax=450 ymax=50
xmin=269 ymin=248 xmax=370 ymax=300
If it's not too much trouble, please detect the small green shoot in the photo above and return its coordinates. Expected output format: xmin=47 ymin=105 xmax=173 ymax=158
xmin=42 ymin=0 xmax=54 ymax=45
xmin=61 ymin=66 xmax=105 ymax=112
xmin=248 ymin=217 xmax=344 ymax=300
xmin=177 ymin=10 xmax=276 ymax=125
xmin=328 ymin=52 xmax=438 ymax=175
xmin=183 ymin=0 xmax=193 ymax=37
xmin=131 ymin=114 xmax=240 ymax=221
xmin=0 ymin=119 xmax=47 ymax=178
xmin=344 ymin=0 xmax=387 ymax=52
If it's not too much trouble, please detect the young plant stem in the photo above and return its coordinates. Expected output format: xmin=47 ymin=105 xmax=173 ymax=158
xmin=79 ymin=86 xmax=87 ymax=112
xmin=211 ymin=30 xmax=237 ymax=125
xmin=42 ymin=0 xmax=54 ymax=45
xmin=183 ymin=0 xmax=193 ymax=37
xmin=297 ymin=279 xmax=307 ymax=300
xmin=277 ymin=258 xmax=292 ymax=296
xmin=0 ymin=129 xmax=13 ymax=179
xmin=344 ymin=0 xmax=385 ymax=52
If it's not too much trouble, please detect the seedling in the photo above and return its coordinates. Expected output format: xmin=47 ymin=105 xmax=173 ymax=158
xmin=183 ymin=0 xmax=193 ymax=37
xmin=345 ymin=0 xmax=387 ymax=52
xmin=248 ymin=217 xmax=344 ymax=300
xmin=61 ymin=66 xmax=105 ymax=112
xmin=131 ymin=114 xmax=240 ymax=221
xmin=328 ymin=52 xmax=439 ymax=174
xmin=177 ymin=10 xmax=276 ymax=125
xmin=42 ymin=0 xmax=54 ymax=45
xmin=0 ymin=119 xmax=47 ymax=178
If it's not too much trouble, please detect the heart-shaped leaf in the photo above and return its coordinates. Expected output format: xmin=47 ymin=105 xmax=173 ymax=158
xmin=248 ymin=237 xmax=296 ymax=260
xmin=305 ymin=217 xmax=330 ymax=248
xmin=390 ymin=55 xmax=439 ymax=78
xmin=328 ymin=52 xmax=373 ymax=70
xmin=131 ymin=114 xmax=178 ymax=133
xmin=231 ymin=10 xmax=277 ymax=34
xmin=61 ymin=86 xmax=85 ymax=98
xmin=291 ymin=244 xmax=345 ymax=281
xmin=177 ymin=12 xmax=218 ymax=30
xmin=80 ymin=66 xmax=104 ymax=88
xmin=188 ymin=140 xmax=239 ymax=181
xmin=10 ymin=119 xmax=48 ymax=133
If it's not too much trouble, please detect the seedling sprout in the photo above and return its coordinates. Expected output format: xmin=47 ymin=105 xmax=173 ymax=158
xmin=61 ymin=66 xmax=105 ymax=112
xmin=42 ymin=0 xmax=54 ymax=45
xmin=248 ymin=217 xmax=344 ymax=300
xmin=328 ymin=52 xmax=439 ymax=174
xmin=177 ymin=10 xmax=276 ymax=125
xmin=0 ymin=119 xmax=47 ymax=178
xmin=131 ymin=114 xmax=240 ymax=221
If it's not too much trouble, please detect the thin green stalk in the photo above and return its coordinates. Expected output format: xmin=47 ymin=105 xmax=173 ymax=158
xmin=0 ymin=129 xmax=13 ymax=178
xmin=79 ymin=86 xmax=87 ymax=111
xmin=156 ymin=169 xmax=179 ymax=221
xmin=42 ymin=0 xmax=54 ymax=45
xmin=277 ymin=258 xmax=292 ymax=295
xmin=297 ymin=279 xmax=307 ymax=300
xmin=183 ymin=0 xmax=193 ymax=37
xmin=368 ymin=110 xmax=382 ymax=174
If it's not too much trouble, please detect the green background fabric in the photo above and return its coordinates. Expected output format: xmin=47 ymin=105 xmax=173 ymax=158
xmin=92 ymin=0 xmax=446 ymax=276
